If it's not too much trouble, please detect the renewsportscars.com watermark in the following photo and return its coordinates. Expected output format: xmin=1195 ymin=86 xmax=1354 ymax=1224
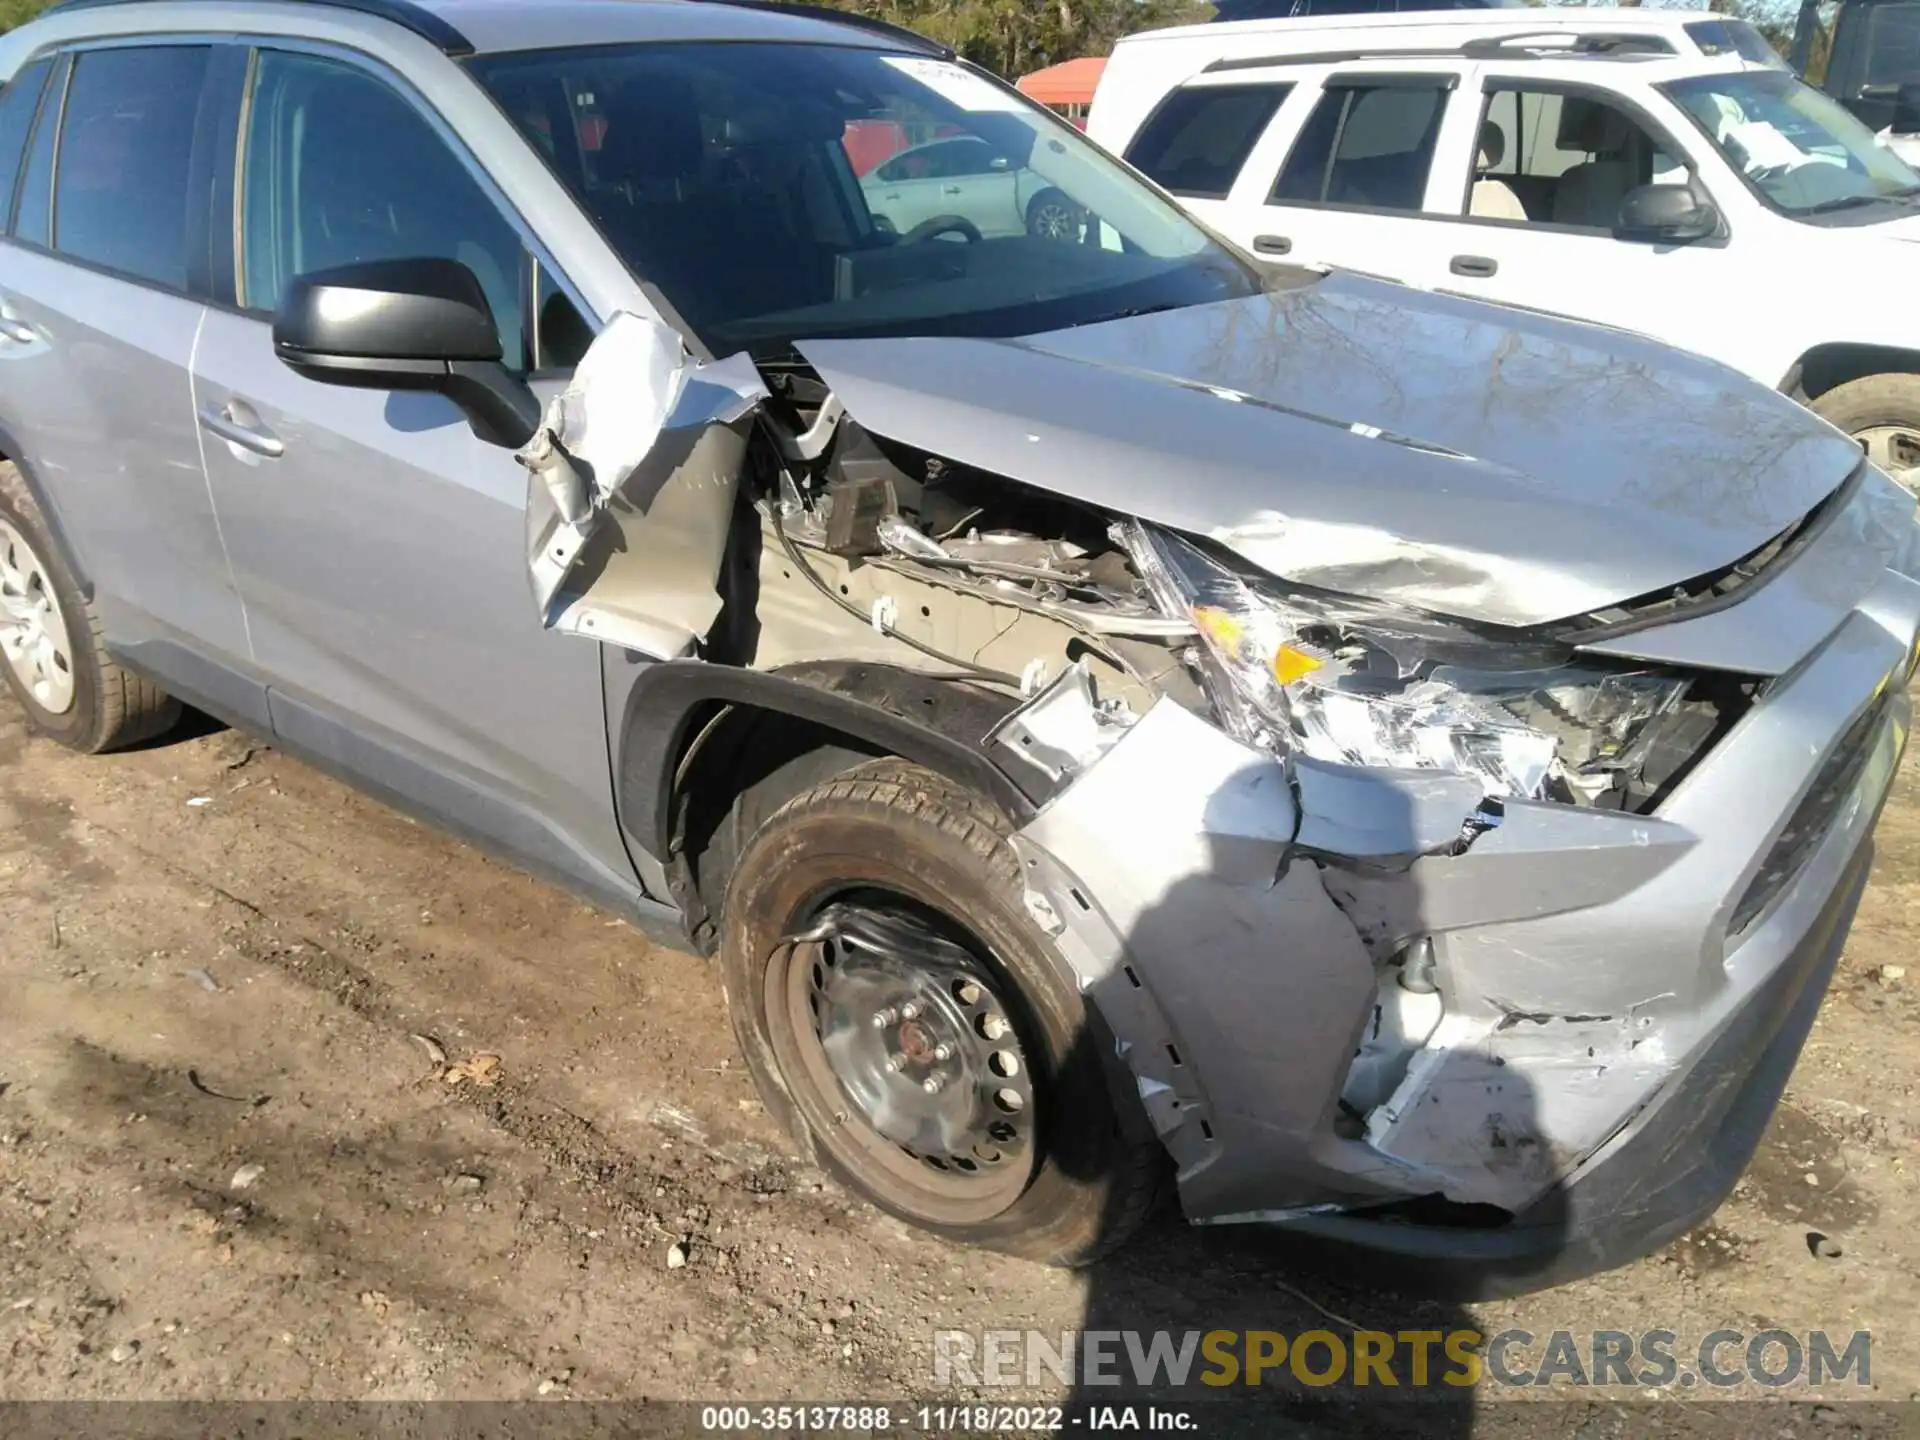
xmin=934 ymin=1328 xmax=1873 ymax=1391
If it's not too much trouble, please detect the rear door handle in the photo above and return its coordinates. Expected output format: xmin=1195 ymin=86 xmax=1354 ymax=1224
xmin=1252 ymin=234 xmax=1291 ymax=255
xmin=1449 ymin=254 xmax=1499 ymax=277
xmin=198 ymin=401 xmax=284 ymax=460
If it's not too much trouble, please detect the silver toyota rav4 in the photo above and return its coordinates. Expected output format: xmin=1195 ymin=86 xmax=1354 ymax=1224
xmin=1 ymin=0 xmax=1914 ymax=1293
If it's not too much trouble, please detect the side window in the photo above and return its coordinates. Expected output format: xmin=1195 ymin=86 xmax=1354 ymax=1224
xmin=937 ymin=141 xmax=1003 ymax=178
xmin=1271 ymin=80 xmax=1450 ymax=211
xmin=242 ymin=50 xmax=537 ymax=371
xmin=1465 ymin=87 xmax=1685 ymax=231
xmin=13 ymin=56 xmax=62 ymax=247
xmin=1124 ymin=83 xmax=1292 ymax=199
xmin=0 ymin=58 xmax=52 ymax=232
xmin=54 ymin=46 xmax=211 ymax=289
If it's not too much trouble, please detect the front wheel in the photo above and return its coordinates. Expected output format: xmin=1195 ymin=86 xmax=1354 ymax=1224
xmin=1811 ymin=373 xmax=1920 ymax=490
xmin=717 ymin=758 xmax=1162 ymax=1265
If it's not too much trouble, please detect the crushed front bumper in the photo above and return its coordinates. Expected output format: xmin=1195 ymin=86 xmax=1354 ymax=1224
xmin=1004 ymin=508 xmax=1918 ymax=1290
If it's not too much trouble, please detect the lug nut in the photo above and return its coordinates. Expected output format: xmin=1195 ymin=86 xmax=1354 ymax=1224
xmin=871 ymin=1007 xmax=899 ymax=1029
xmin=900 ymin=1002 xmax=921 ymax=1020
xmin=933 ymin=1043 xmax=953 ymax=1061
xmin=884 ymin=1054 xmax=905 ymax=1073
xmin=922 ymin=1076 xmax=943 ymax=1095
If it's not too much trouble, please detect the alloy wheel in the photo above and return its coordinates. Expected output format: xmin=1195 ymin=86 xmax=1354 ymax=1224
xmin=1856 ymin=423 xmax=1920 ymax=491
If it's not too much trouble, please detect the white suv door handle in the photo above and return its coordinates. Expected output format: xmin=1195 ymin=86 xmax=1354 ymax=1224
xmin=0 ymin=318 xmax=36 ymax=344
xmin=198 ymin=401 xmax=285 ymax=459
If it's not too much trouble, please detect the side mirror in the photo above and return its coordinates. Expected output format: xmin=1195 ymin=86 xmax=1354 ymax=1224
xmin=1616 ymin=183 xmax=1718 ymax=243
xmin=272 ymin=257 xmax=540 ymax=449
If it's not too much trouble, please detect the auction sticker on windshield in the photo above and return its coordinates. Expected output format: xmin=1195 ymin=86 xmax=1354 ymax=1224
xmin=883 ymin=56 xmax=1028 ymax=113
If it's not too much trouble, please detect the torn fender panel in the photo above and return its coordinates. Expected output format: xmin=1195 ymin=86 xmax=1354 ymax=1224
xmin=522 ymin=312 xmax=766 ymax=656
xmin=1013 ymin=697 xmax=1425 ymax=1219
xmin=796 ymin=275 xmax=1862 ymax=627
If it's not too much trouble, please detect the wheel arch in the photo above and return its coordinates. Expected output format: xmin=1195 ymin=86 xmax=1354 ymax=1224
xmin=1782 ymin=343 xmax=1920 ymax=402
xmin=0 ymin=422 xmax=92 ymax=599
xmin=615 ymin=660 xmax=1035 ymax=950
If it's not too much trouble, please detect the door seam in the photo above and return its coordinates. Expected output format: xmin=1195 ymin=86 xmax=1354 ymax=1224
xmin=187 ymin=304 xmax=257 ymax=662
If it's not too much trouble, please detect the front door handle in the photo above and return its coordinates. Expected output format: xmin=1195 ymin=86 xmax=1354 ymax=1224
xmin=1450 ymin=254 xmax=1499 ymax=278
xmin=198 ymin=401 xmax=284 ymax=460
xmin=942 ymin=184 xmax=963 ymax=195
xmin=1252 ymin=233 xmax=1292 ymax=255
xmin=0 ymin=318 xmax=36 ymax=344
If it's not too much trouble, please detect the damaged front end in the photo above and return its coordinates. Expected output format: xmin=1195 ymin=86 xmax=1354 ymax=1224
xmin=519 ymin=297 xmax=1920 ymax=1283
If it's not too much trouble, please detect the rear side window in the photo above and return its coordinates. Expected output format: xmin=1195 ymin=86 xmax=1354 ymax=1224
xmin=1125 ymin=83 xmax=1291 ymax=198
xmin=1271 ymin=79 xmax=1451 ymax=211
xmin=54 ymin=46 xmax=211 ymax=289
xmin=14 ymin=56 xmax=63 ymax=246
xmin=0 ymin=58 xmax=52 ymax=232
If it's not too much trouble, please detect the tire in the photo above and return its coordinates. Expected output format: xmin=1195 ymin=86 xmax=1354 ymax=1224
xmin=718 ymin=757 xmax=1164 ymax=1266
xmin=0 ymin=461 xmax=179 ymax=752
xmin=1025 ymin=188 xmax=1083 ymax=242
xmin=1810 ymin=373 xmax=1920 ymax=488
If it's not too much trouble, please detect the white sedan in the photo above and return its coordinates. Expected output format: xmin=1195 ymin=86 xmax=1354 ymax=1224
xmin=860 ymin=136 xmax=1082 ymax=240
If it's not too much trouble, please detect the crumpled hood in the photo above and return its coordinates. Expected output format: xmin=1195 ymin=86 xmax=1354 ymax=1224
xmin=796 ymin=272 xmax=1863 ymax=627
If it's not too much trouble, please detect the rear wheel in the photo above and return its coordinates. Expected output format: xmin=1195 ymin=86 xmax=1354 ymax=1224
xmin=0 ymin=462 xmax=178 ymax=752
xmin=718 ymin=758 xmax=1162 ymax=1265
xmin=1811 ymin=373 xmax=1920 ymax=490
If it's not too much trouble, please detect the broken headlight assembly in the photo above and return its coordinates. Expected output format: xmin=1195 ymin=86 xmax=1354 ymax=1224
xmin=1128 ymin=524 xmax=1690 ymax=805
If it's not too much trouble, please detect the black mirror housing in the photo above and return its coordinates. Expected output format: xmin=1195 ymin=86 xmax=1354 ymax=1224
xmin=1616 ymin=183 xmax=1718 ymax=243
xmin=272 ymin=257 xmax=539 ymax=449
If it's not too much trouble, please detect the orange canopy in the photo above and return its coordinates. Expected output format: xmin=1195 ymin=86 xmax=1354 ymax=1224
xmin=1016 ymin=56 xmax=1107 ymax=107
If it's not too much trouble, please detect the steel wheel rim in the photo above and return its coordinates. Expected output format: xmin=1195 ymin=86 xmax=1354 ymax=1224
xmin=770 ymin=890 xmax=1039 ymax=1222
xmin=0 ymin=517 xmax=75 ymax=715
xmin=1854 ymin=423 xmax=1920 ymax=490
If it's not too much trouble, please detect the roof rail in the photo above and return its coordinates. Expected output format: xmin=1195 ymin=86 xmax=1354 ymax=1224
xmin=1205 ymin=30 xmax=1675 ymax=73
xmin=40 ymin=0 xmax=475 ymax=55
xmin=690 ymin=0 xmax=953 ymax=58
xmin=1459 ymin=30 xmax=1676 ymax=57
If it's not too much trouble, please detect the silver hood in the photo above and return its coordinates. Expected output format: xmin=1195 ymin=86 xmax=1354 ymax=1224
xmin=796 ymin=272 xmax=1865 ymax=629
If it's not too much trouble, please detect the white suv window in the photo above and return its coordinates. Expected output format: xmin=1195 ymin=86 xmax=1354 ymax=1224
xmin=1271 ymin=78 xmax=1451 ymax=212
xmin=1464 ymin=87 xmax=1688 ymax=230
xmin=1124 ymin=82 xmax=1293 ymax=199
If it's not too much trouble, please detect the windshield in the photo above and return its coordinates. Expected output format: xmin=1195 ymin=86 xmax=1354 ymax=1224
xmin=1663 ymin=68 xmax=1920 ymax=214
xmin=469 ymin=42 xmax=1257 ymax=354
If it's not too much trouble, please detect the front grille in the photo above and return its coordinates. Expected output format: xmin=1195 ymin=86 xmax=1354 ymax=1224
xmin=1729 ymin=694 xmax=1889 ymax=936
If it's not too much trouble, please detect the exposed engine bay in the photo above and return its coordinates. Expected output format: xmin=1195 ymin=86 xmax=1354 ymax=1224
xmin=742 ymin=357 xmax=1750 ymax=822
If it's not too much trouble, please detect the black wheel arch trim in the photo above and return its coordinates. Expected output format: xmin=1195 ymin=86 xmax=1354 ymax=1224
xmin=0 ymin=420 xmax=92 ymax=599
xmin=615 ymin=659 xmax=1036 ymax=865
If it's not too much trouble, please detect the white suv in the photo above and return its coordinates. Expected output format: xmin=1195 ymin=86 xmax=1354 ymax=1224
xmin=1091 ymin=8 xmax=1920 ymax=481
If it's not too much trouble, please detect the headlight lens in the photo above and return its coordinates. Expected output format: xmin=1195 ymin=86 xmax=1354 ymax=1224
xmin=1130 ymin=524 xmax=1689 ymax=804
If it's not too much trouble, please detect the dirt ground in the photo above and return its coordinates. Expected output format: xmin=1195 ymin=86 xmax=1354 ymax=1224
xmin=2 ymin=693 xmax=1919 ymax=1431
